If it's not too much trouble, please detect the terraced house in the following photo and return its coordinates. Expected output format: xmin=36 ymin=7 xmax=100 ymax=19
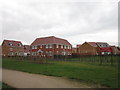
xmin=2 ymin=40 xmax=24 ymax=56
xmin=30 ymin=36 xmax=72 ymax=57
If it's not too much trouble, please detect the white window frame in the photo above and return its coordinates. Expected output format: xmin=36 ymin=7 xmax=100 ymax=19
xmin=32 ymin=46 xmax=34 ymax=49
xmin=40 ymin=45 xmax=42 ymax=48
xmin=9 ymin=43 xmax=13 ymax=46
xmin=18 ymin=43 xmax=22 ymax=47
xmin=49 ymin=44 xmax=52 ymax=48
xmin=64 ymin=45 xmax=66 ymax=49
xmin=46 ymin=45 xmax=48 ymax=48
xmin=35 ymin=46 xmax=37 ymax=49
xmin=10 ymin=48 xmax=13 ymax=51
xmin=56 ymin=44 xmax=59 ymax=48
xmin=101 ymin=52 xmax=104 ymax=55
xmin=61 ymin=45 xmax=63 ymax=48
xmin=49 ymin=51 xmax=53 ymax=56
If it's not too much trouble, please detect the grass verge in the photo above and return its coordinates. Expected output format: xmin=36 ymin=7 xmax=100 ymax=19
xmin=2 ymin=58 xmax=119 ymax=88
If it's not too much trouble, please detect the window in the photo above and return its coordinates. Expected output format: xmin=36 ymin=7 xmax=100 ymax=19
xmin=64 ymin=45 xmax=66 ymax=49
xmin=69 ymin=46 xmax=71 ymax=49
xmin=46 ymin=45 xmax=48 ymax=48
xmin=32 ymin=46 xmax=34 ymax=49
xmin=101 ymin=52 xmax=104 ymax=55
xmin=40 ymin=45 xmax=42 ymax=48
xmin=56 ymin=51 xmax=59 ymax=55
xmin=35 ymin=46 xmax=37 ymax=49
xmin=32 ymin=52 xmax=37 ymax=56
xmin=62 ymin=51 xmax=65 ymax=55
xmin=32 ymin=46 xmax=37 ymax=49
xmin=49 ymin=44 xmax=52 ymax=48
xmin=9 ymin=43 xmax=12 ymax=46
xmin=56 ymin=44 xmax=59 ymax=48
xmin=49 ymin=51 xmax=53 ymax=56
xmin=108 ymin=52 xmax=111 ymax=54
xmin=10 ymin=48 xmax=13 ymax=51
xmin=61 ymin=45 xmax=63 ymax=48
xmin=9 ymin=52 xmax=13 ymax=56
xmin=18 ymin=43 xmax=22 ymax=47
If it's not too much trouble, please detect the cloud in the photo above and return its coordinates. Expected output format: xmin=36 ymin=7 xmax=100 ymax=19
xmin=0 ymin=0 xmax=118 ymax=47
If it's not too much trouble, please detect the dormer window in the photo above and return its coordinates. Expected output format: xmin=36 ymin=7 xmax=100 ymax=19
xmin=9 ymin=42 xmax=13 ymax=46
xmin=18 ymin=43 xmax=22 ymax=47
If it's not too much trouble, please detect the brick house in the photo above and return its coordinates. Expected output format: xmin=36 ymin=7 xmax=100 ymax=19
xmin=78 ymin=42 xmax=98 ymax=55
xmin=30 ymin=36 xmax=72 ymax=57
xmin=111 ymin=46 xmax=120 ymax=55
xmin=77 ymin=42 xmax=112 ymax=55
xmin=72 ymin=47 xmax=77 ymax=53
xmin=96 ymin=42 xmax=112 ymax=55
xmin=2 ymin=40 xmax=24 ymax=56
xmin=23 ymin=45 xmax=30 ymax=56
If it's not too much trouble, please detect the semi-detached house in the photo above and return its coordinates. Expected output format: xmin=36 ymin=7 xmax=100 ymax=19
xmin=30 ymin=36 xmax=72 ymax=57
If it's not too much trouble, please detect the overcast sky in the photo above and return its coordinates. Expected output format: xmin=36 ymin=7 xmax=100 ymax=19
xmin=0 ymin=0 xmax=119 ymax=47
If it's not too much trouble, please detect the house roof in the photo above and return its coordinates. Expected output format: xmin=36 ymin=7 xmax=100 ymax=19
xmin=2 ymin=40 xmax=23 ymax=47
xmin=96 ymin=42 xmax=109 ymax=47
xmin=31 ymin=36 xmax=72 ymax=46
xmin=87 ymin=42 xmax=97 ymax=47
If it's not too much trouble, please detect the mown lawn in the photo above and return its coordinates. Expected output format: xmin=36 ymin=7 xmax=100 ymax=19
xmin=2 ymin=58 xmax=119 ymax=88
xmin=0 ymin=82 xmax=16 ymax=90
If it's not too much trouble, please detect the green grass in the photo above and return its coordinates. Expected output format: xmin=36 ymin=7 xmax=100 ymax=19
xmin=0 ymin=82 xmax=16 ymax=90
xmin=2 ymin=58 xmax=119 ymax=88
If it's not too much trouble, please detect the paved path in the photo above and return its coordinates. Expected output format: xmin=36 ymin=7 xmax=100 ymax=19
xmin=2 ymin=69 xmax=91 ymax=88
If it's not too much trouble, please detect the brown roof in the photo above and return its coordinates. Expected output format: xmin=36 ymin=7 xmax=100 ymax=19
xmin=87 ymin=42 xmax=97 ymax=47
xmin=31 ymin=36 xmax=72 ymax=46
xmin=2 ymin=40 xmax=23 ymax=47
xmin=86 ymin=42 xmax=109 ymax=47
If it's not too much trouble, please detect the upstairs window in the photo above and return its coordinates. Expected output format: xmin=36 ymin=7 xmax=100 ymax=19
xmin=32 ymin=46 xmax=37 ymax=49
xmin=46 ymin=45 xmax=48 ymax=48
xmin=35 ymin=46 xmax=37 ymax=49
xmin=49 ymin=44 xmax=52 ymax=48
xmin=56 ymin=44 xmax=59 ymax=48
xmin=61 ymin=45 xmax=63 ymax=48
xmin=64 ymin=45 xmax=66 ymax=49
xmin=32 ymin=46 xmax=34 ymax=49
xmin=40 ymin=45 xmax=42 ymax=48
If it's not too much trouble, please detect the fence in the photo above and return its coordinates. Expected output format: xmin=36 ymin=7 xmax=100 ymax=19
xmin=2 ymin=54 xmax=120 ymax=65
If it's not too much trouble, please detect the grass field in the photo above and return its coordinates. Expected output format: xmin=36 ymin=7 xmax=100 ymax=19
xmin=2 ymin=58 xmax=119 ymax=88
xmin=0 ymin=82 xmax=16 ymax=90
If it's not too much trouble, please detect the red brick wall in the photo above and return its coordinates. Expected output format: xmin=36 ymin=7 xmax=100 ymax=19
xmin=2 ymin=46 xmax=24 ymax=56
xmin=30 ymin=44 xmax=72 ymax=57
xmin=78 ymin=42 xmax=97 ymax=55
